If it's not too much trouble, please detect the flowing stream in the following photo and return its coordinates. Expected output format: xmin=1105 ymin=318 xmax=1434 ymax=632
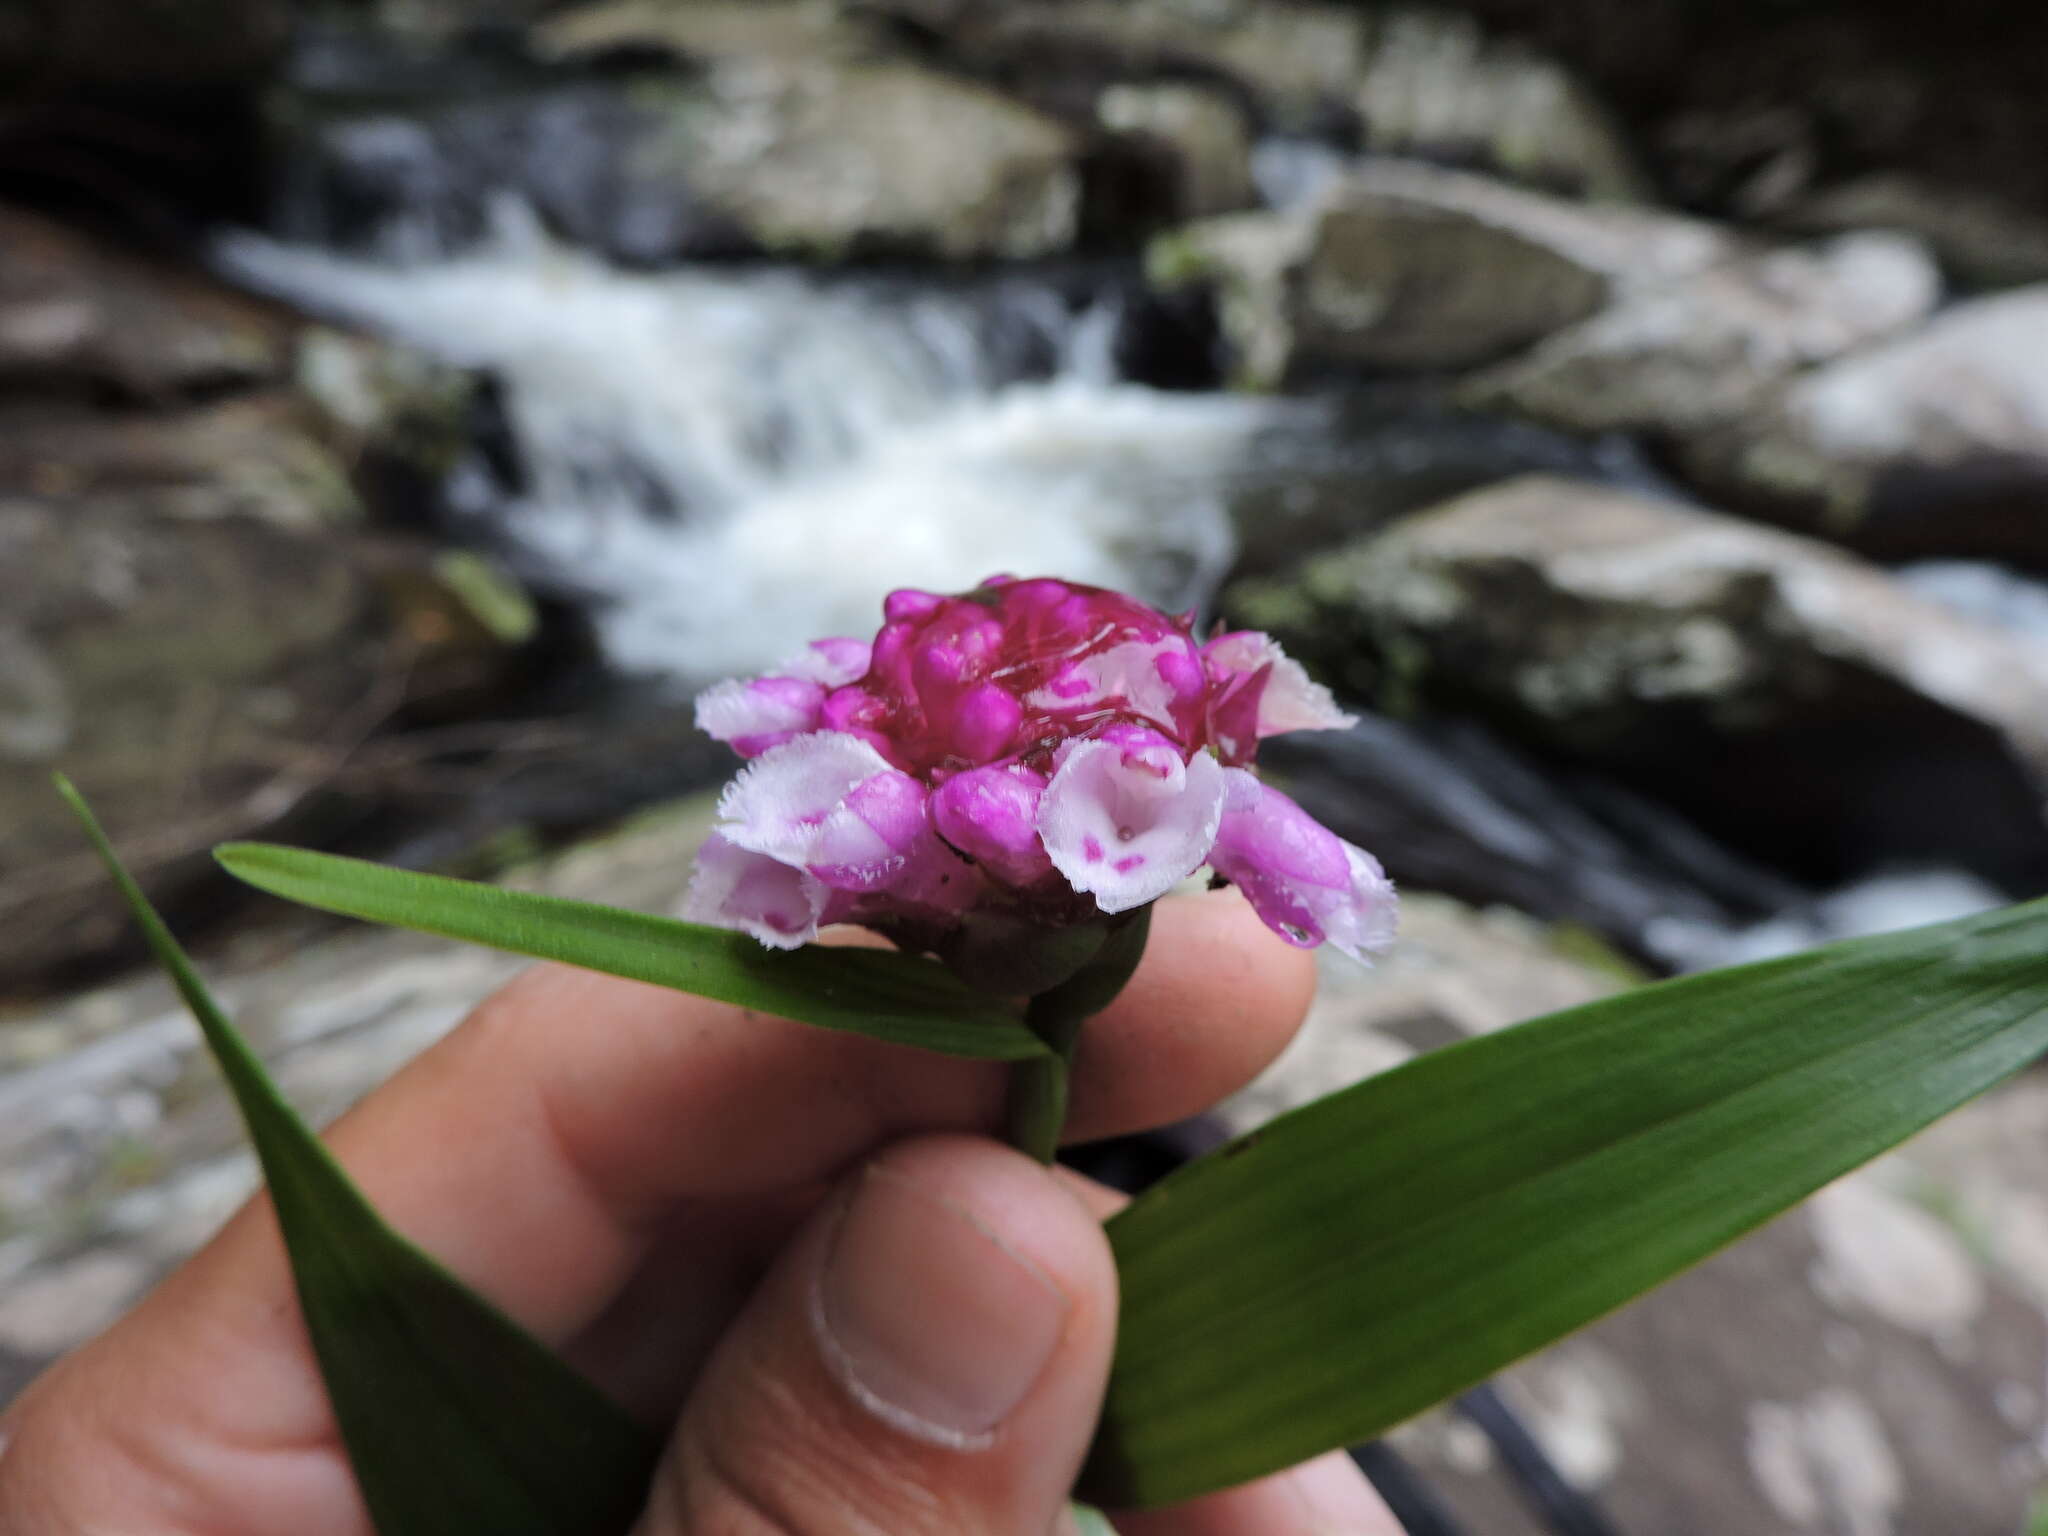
xmin=221 ymin=206 xmax=1276 ymax=682
xmin=215 ymin=203 xmax=2048 ymax=970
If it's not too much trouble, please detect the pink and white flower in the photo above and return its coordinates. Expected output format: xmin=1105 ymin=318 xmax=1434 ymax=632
xmin=683 ymin=576 xmax=1395 ymax=964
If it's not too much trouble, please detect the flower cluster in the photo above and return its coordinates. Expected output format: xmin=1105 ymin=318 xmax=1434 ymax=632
xmin=685 ymin=576 xmax=1396 ymax=964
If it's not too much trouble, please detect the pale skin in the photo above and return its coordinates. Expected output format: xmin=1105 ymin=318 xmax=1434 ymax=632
xmin=0 ymin=889 xmax=1405 ymax=1535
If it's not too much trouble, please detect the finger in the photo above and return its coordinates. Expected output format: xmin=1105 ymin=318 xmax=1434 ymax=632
xmin=1111 ymin=1451 xmax=1406 ymax=1535
xmin=640 ymin=1135 xmax=1116 ymax=1536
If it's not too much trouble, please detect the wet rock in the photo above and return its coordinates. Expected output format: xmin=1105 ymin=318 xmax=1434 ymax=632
xmin=858 ymin=0 xmax=1372 ymax=130
xmin=0 ymin=498 xmax=529 ymax=991
xmin=1227 ymin=475 xmax=2048 ymax=889
xmin=278 ymin=54 xmax=1081 ymax=263
xmin=1684 ymin=287 xmax=2048 ymax=573
xmin=0 ymin=397 xmax=360 ymax=532
xmin=1152 ymin=161 xmax=1729 ymax=386
xmin=1782 ymin=174 xmax=2048 ymax=291
xmin=666 ymin=55 xmax=1081 ymax=260
xmin=535 ymin=0 xmax=878 ymax=65
xmin=1262 ymin=714 xmax=1807 ymax=969
xmin=1462 ymin=231 xmax=1940 ymax=437
xmin=865 ymin=0 xmax=1640 ymax=201
xmin=1352 ymin=6 xmax=1645 ymax=201
xmin=0 ymin=207 xmax=293 ymax=399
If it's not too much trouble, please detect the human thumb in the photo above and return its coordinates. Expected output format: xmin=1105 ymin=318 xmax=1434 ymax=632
xmin=635 ymin=1133 xmax=1117 ymax=1536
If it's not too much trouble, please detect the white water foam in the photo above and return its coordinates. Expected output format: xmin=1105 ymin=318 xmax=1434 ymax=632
xmin=218 ymin=209 xmax=1276 ymax=680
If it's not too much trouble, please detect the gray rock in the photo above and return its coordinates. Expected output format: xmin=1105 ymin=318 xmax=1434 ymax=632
xmin=862 ymin=0 xmax=1641 ymax=201
xmin=1462 ymin=231 xmax=1940 ymax=437
xmin=1153 ymin=160 xmax=1731 ymax=385
xmin=0 ymin=207 xmax=293 ymax=399
xmin=281 ymin=57 xmax=1081 ymax=263
xmin=857 ymin=0 xmax=1372 ymax=130
xmin=1353 ymin=6 xmax=1646 ymax=202
xmin=0 ymin=494 xmax=527 ymax=992
xmin=1782 ymin=173 xmax=2048 ymax=291
xmin=1684 ymin=287 xmax=2048 ymax=571
xmin=534 ymin=0 xmax=875 ymax=64
xmin=1227 ymin=474 xmax=2048 ymax=888
xmin=659 ymin=56 xmax=1081 ymax=260
xmin=0 ymin=396 xmax=360 ymax=532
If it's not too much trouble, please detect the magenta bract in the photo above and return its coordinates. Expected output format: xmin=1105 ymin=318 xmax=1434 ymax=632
xmin=687 ymin=576 xmax=1394 ymax=963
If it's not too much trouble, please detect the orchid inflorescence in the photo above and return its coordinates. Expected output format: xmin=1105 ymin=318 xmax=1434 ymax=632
xmin=686 ymin=575 xmax=1396 ymax=971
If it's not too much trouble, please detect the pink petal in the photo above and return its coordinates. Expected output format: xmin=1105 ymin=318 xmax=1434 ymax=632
xmin=694 ymin=674 xmax=826 ymax=758
xmin=806 ymin=768 xmax=931 ymax=891
xmin=1209 ymin=771 xmax=1397 ymax=961
xmin=680 ymin=832 xmax=827 ymax=949
xmin=1205 ymin=631 xmax=1356 ymax=740
xmin=1039 ymin=729 xmax=1227 ymax=913
xmin=931 ymin=763 xmax=1054 ymax=887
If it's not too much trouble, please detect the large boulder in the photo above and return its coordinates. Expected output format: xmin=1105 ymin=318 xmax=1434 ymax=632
xmin=1350 ymin=5 xmax=1644 ymax=201
xmin=859 ymin=1 xmax=1641 ymax=197
xmin=0 ymin=495 xmax=527 ymax=992
xmin=1460 ymin=231 xmax=1939 ymax=437
xmin=0 ymin=209 xmax=294 ymax=399
xmin=1226 ymin=475 xmax=2048 ymax=889
xmin=1782 ymin=173 xmax=2048 ymax=291
xmin=278 ymin=52 xmax=1082 ymax=263
xmin=1683 ymin=288 xmax=2048 ymax=572
xmin=1152 ymin=160 xmax=1730 ymax=386
xmin=854 ymin=0 xmax=1373 ymax=129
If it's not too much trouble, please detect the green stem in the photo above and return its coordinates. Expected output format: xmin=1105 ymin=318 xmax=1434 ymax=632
xmin=1007 ymin=1003 xmax=1087 ymax=1163
xmin=1004 ymin=908 xmax=1153 ymax=1165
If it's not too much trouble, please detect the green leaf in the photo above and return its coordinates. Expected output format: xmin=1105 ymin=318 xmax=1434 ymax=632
xmin=58 ymin=777 xmax=659 ymax=1536
xmin=217 ymin=842 xmax=1042 ymax=1061
xmin=1069 ymin=1503 xmax=1119 ymax=1536
xmin=1087 ymin=896 xmax=2048 ymax=1507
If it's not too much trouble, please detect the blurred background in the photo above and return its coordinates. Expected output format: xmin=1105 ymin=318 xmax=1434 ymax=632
xmin=6 ymin=0 xmax=2048 ymax=1529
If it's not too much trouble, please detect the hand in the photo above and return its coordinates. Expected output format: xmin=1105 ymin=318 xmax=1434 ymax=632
xmin=0 ymin=890 xmax=1404 ymax=1534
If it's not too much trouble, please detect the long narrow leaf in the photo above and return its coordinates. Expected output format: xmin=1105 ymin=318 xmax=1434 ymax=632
xmin=1087 ymin=896 xmax=2048 ymax=1507
xmin=217 ymin=842 xmax=1042 ymax=1060
xmin=60 ymin=779 xmax=659 ymax=1535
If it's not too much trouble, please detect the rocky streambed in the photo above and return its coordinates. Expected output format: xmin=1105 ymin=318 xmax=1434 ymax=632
xmin=10 ymin=1 xmax=2048 ymax=1529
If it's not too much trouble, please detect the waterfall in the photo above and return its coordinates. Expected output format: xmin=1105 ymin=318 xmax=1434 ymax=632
xmin=218 ymin=205 xmax=1279 ymax=682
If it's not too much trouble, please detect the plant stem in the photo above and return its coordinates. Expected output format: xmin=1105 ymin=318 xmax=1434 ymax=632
xmin=1007 ymin=1003 xmax=1087 ymax=1163
xmin=1005 ymin=909 xmax=1153 ymax=1165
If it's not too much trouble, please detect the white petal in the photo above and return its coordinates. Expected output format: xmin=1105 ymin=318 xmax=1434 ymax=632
xmin=694 ymin=675 xmax=823 ymax=750
xmin=1321 ymin=844 xmax=1400 ymax=963
xmin=1209 ymin=632 xmax=1355 ymax=736
xmin=680 ymin=834 xmax=827 ymax=949
xmin=716 ymin=732 xmax=896 ymax=864
xmin=776 ymin=637 xmax=871 ymax=688
xmin=1039 ymin=737 xmax=1227 ymax=914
